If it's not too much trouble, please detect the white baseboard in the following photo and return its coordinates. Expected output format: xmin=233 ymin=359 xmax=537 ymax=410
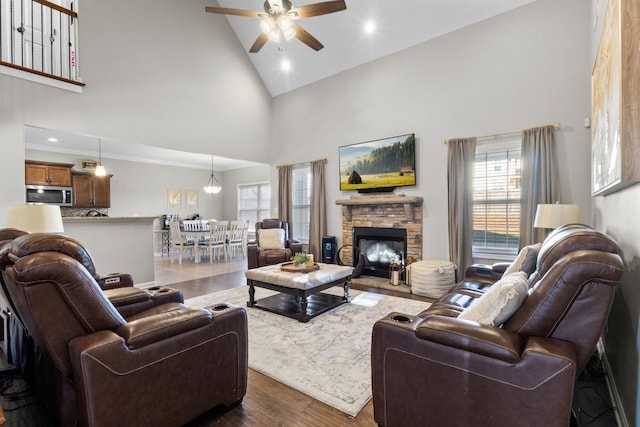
xmin=598 ymin=341 xmax=629 ymax=427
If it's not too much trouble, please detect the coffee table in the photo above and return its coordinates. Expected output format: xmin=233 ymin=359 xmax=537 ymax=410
xmin=244 ymin=262 xmax=352 ymax=322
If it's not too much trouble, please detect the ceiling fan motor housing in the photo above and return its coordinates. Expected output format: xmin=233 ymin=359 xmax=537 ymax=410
xmin=265 ymin=0 xmax=293 ymax=14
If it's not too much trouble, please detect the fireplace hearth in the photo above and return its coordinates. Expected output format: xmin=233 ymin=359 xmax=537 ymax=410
xmin=353 ymin=227 xmax=407 ymax=279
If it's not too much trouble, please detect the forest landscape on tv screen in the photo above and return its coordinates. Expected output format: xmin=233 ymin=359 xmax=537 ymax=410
xmin=339 ymin=133 xmax=416 ymax=192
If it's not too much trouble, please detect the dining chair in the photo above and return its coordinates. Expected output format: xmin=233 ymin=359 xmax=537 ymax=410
xmin=227 ymin=220 xmax=249 ymax=259
xmin=206 ymin=220 xmax=228 ymax=263
xmin=182 ymin=220 xmax=206 ymax=231
xmin=168 ymin=221 xmax=195 ymax=264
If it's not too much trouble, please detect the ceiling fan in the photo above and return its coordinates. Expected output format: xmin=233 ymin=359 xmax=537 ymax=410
xmin=205 ymin=0 xmax=347 ymax=53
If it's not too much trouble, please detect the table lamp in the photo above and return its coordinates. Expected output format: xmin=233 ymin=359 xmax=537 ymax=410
xmin=533 ymin=203 xmax=581 ymax=229
xmin=8 ymin=205 xmax=65 ymax=233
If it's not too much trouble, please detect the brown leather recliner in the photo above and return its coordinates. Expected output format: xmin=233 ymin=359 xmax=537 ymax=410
xmin=371 ymin=225 xmax=624 ymax=427
xmin=247 ymin=218 xmax=303 ymax=269
xmin=8 ymin=233 xmax=186 ymax=317
xmin=0 ymin=233 xmax=248 ymax=427
xmin=0 ymin=230 xmax=184 ymax=382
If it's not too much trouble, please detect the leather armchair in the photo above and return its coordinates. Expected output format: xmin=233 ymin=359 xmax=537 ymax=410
xmin=0 ymin=233 xmax=248 ymax=427
xmin=0 ymin=229 xmax=184 ymax=382
xmin=371 ymin=225 xmax=624 ymax=427
xmin=247 ymin=218 xmax=303 ymax=269
xmin=3 ymin=232 xmax=184 ymax=317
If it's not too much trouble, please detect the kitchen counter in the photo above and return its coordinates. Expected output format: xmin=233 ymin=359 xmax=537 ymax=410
xmin=62 ymin=216 xmax=158 ymax=285
xmin=63 ymin=216 xmax=158 ymax=223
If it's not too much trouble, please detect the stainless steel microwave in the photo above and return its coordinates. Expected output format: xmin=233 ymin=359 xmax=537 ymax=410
xmin=26 ymin=185 xmax=73 ymax=206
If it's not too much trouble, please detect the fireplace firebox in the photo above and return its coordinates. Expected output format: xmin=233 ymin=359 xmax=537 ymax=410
xmin=353 ymin=227 xmax=407 ymax=279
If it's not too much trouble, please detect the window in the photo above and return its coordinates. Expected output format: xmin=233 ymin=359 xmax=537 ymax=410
xmin=291 ymin=164 xmax=311 ymax=244
xmin=237 ymin=182 xmax=270 ymax=232
xmin=473 ymin=138 xmax=521 ymax=258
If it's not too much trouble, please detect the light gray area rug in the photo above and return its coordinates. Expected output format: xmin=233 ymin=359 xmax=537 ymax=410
xmin=185 ymin=286 xmax=430 ymax=417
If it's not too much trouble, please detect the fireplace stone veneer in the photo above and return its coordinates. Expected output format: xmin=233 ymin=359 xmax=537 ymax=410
xmin=335 ymin=194 xmax=423 ymax=268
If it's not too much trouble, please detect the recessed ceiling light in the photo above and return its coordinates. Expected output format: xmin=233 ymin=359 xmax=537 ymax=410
xmin=365 ymin=21 xmax=376 ymax=34
xmin=47 ymin=137 xmax=58 ymax=142
xmin=281 ymin=59 xmax=291 ymax=72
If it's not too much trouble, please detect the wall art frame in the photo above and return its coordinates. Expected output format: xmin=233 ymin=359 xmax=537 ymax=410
xmin=167 ymin=189 xmax=181 ymax=210
xmin=185 ymin=189 xmax=198 ymax=210
xmin=591 ymin=0 xmax=640 ymax=196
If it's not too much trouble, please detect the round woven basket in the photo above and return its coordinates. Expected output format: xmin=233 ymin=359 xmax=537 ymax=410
xmin=407 ymin=259 xmax=456 ymax=298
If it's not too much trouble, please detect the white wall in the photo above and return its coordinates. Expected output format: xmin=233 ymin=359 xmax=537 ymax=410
xmin=271 ymin=0 xmax=592 ymax=260
xmin=0 ymin=0 xmax=273 ymax=226
xmin=591 ymin=0 xmax=640 ymax=425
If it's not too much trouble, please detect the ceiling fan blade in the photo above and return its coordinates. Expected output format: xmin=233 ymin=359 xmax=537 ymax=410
xmin=249 ymin=33 xmax=269 ymax=53
xmin=291 ymin=0 xmax=346 ymax=19
xmin=205 ymin=6 xmax=263 ymax=18
xmin=293 ymin=23 xmax=323 ymax=51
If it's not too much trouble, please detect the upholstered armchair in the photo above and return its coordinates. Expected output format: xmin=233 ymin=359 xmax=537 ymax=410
xmin=247 ymin=218 xmax=303 ymax=269
xmin=371 ymin=225 xmax=624 ymax=427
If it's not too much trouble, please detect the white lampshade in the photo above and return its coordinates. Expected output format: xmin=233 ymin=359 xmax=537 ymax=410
xmin=534 ymin=203 xmax=581 ymax=229
xmin=8 ymin=205 xmax=65 ymax=233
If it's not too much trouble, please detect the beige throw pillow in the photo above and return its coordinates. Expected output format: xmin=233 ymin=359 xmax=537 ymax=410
xmin=458 ymin=271 xmax=529 ymax=326
xmin=258 ymin=228 xmax=285 ymax=250
xmin=503 ymin=243 xmax=541 ymax=277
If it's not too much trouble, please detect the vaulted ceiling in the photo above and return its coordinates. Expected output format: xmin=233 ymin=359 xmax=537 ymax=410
xmin=212 ymin=0 xmax=536 ymax=96
xmin=27 ymin=1 xmax=536 ymax=170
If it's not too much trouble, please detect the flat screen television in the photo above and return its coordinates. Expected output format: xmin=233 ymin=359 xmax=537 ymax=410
xmin=339 ymin=133 xmax=416 ymax=192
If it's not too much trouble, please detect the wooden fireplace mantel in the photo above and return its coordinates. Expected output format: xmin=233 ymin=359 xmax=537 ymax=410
xmin=335 ymin=194 xmax=423 ymax=222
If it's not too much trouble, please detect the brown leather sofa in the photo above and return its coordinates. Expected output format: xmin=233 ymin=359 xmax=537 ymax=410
xmin=247 ymin=218 xmax=303 ymax=269
xmin=371 ymin=224 xmax=624 ymax=427
xmin=0 ymin=233 xmax=248 ymax=427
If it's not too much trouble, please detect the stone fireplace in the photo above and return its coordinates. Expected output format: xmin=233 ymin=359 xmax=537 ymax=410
xmin=335 ymin=194 xmax=423 ymax=277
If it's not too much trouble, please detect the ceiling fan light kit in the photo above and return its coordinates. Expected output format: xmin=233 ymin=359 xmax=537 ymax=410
xmin=261 ymin=16 xmax=295 ymax=42
xmin=206 ymin=0 xmax=347 ymax=53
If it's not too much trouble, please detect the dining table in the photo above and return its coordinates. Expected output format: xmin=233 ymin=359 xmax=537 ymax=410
xmin=179 ymin=228 xmax=211 ymax=263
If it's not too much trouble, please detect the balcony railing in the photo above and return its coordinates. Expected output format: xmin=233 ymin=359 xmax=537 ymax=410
xmin=0 ymin=0 xmax=84 ymax=86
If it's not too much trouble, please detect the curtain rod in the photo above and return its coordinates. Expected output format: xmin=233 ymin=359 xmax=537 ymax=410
xmin=443 ymin=122 xmax=561 ymax=144
xmin=275 ymin=158 xmax=327 ymax=169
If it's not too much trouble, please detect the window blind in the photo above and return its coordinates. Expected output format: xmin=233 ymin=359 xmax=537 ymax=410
xmin=237 ymin=183 xmax=270 ymax=232
xmin=291 ymin=165 xmax=311 ymax=243
xmin=473 ymin=144 xmax=521 ymax=254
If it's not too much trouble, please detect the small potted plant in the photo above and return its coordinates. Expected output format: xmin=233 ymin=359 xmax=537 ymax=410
xmin=292 ymin=252 xmax=314 ymax=267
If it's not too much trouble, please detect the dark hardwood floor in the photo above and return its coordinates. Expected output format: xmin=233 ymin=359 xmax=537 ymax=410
xmin=0 ymin=255 xmax=620 ymax=426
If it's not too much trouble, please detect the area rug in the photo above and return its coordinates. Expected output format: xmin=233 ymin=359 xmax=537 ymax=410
xmin=185 ymin=286 xmax=430 ymax=417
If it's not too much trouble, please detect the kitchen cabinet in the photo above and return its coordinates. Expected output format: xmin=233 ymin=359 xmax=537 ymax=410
xmin=72 ymin=173 xmax=112 ymax=208
xmin=25 ymin=161 xmax=73 ymax=186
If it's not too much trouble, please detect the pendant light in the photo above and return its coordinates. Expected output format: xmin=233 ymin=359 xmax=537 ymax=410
xmin=203 ymin=155 xmax=222 ymax=194
xmin=95 ymin=138 xmax=106 ymax=177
